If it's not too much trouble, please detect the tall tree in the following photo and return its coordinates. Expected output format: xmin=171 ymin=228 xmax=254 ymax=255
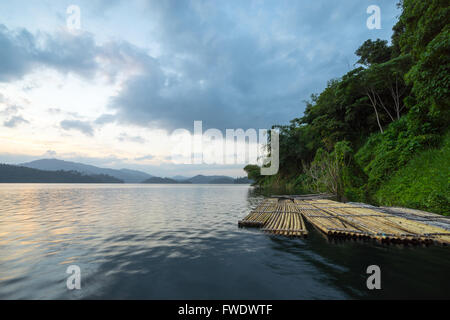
xmin=355 ymin=39 xmax=392 ymax=67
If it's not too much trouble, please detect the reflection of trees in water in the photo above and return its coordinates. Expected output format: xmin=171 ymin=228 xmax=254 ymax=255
xmin=265 ymin=230 xmax=450 ymax=299
xmin=241 ymin=187 xmax=450 ymax=299
xmin=245 ymin=186 xmax=265 ymax=211
xmin=264 ymin=235 xmax=363 ymax=299
xmin=246 ymin=186 xmax=263 ymax=198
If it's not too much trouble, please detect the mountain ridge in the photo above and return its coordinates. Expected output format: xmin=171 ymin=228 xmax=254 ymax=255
xmin=21 ymin=159 xmax=152 ymax=183
xmin=0 ymin=164 xmax=123 ymax=183
xmin=18 ymin=158 xmax=253 ymax=184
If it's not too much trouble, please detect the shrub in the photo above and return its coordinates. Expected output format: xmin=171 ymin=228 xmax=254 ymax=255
xmin=375 ymin=132 xmax=450 ymax=214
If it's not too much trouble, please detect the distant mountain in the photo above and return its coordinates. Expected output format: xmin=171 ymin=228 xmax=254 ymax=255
xmin=21 ymin=159 xmax=152 ymax=183
xmin=184 ymin=175 xmax=232 ymax=184
xmin=208 ymin=176 xmax=235 ymax=184
xmin=182 ymin=175 xmax=252 ymax=184
xmin=0 ymin=164 xmax=123 ymax=183
xmin=16 ymin=159 xmax=252 ymax=184
xmin=142 ymin=177 xmax=188 ymax=184
xmin=140 ymin=174 xmax=252 ymax=184
xmin=171 ymin=175 xmax=191 ymax=181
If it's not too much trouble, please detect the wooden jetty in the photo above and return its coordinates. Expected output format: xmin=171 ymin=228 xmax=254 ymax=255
xmin=239 ymin=197 xmax=450 ymax=245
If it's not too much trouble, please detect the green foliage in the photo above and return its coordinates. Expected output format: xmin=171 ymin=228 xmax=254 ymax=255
xmin=355 ymin=39 xmax=392 ymax=66
xmin=303 ymin=141 xmax=367 ymax=202
xmin=244 ymin=164 xmax=263 ymax=186
xmin=375 ymin=132 xmax=450 ymax=215
xmin=335 ymin=142 xmax=368 ymax=202
xmin=405 ymin=25 xmax=450 ymax=126
xmin=261 ymin=174 xmax=310 ymax=195
xmin=397 ymin=0 xmax=449 ymax=58
xmin=355 ymin=118 xmax=441 ymax=191
xmin=243 ymin=1 xmax=449 ymax=214
xmin=397 ymin=0 xmax=450 ymax=131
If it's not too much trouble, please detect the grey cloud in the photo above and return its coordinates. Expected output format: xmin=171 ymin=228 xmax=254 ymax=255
xmin=135 ymin=155 xmax=154 ymax=161
xmin=0 ymin=25 xmax=36 ymax=82
xmin=117 ymin=133 xmax=146 ymax=144
xmin=47 ymin=108 xmax=62 ymax=114
xmin=36 ymin=32 xmax=99 ymax=78
xmin=0 ymin=1 xmax=399 ymax=131
xmin=0 ymin=24 xmax=101 ymax=82
xmin=4 ymin=115 xmax=29 ymax=128
xmin=108 ymin=0 xmax=399 ymax=130
xmin=1 ymin=104 xmax=29 ymax=128
xmin=0 ymin=23 xmax=153 ymax=85
xmin=47 ymin=108 xmax=84 ymax=119
xmin=43 ymin=150 xmax=57 ymax=157
xmin=60 ymin=119 xmax=94 ymax=136
xmin=0 ymin=105 xmax=22 ymax=116
xmin=95 ymin=113 xmax=116 ymax=125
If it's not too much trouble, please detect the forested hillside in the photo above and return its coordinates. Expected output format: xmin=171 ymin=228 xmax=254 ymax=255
xmin=245 ymin=0 xmax=449 ymax=214
xmin=0 ymin=164 xmax=123 ymax=183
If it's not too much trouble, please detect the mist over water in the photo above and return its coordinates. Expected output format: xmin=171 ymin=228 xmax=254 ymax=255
xmin=0 ymin=184 xmax=449 ymax=299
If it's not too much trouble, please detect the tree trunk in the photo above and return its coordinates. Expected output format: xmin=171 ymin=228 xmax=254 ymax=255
xmin=366 ymin=89 xmax=384 ymax=133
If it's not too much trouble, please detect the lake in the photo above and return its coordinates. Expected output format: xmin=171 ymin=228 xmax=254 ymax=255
xmin=0 ymin=184 xmax=449 ymax=299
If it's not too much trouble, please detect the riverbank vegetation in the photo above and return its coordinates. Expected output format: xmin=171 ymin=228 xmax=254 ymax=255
xmin=245 ymin=0 xmax=449 ymax=215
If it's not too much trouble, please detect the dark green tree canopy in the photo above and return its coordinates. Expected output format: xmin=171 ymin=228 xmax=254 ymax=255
xmin=355 ymin=39 xmax=392 ymax=67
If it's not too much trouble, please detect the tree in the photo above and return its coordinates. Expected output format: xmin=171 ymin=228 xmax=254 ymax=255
xmin=383 ymin=55 xmax=412 ymax=119
xmin=304 ymin=142 xmax=366 ymax=201
xmin=242 ymin=1 xmax=448 ymax=213
xmin=360 ymin=55 xmax=412 ymax=133
xmin=355 ymin=39 xmax=392 ymax=67
xmin=244 ymin=164 xmax=263 ymax=186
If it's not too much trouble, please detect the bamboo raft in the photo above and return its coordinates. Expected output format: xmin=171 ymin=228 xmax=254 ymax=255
xmin=239 ymin=198 xmax=308 ymax=237
xmin=239 ymin=197 xmax=450 ymax=245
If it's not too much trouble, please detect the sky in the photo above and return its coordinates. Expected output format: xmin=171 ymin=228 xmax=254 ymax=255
xmin=0 ymin=0 xmax=400 ymax=177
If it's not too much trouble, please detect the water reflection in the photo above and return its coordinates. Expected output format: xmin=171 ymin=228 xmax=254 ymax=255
xmin=0 ymin=184 xmax=448 ymax=299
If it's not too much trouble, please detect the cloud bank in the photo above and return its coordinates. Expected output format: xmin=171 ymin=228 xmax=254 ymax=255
xmin=0 ymin=1 xmax=399 ymax=132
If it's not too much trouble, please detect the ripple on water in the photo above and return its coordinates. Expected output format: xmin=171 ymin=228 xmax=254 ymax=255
xmin=0 ymin=184 xmax=449 ymax=299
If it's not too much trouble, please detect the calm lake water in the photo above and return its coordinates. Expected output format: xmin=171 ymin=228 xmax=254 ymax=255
xmin=0 ymin=184 xmax=449 ymax=299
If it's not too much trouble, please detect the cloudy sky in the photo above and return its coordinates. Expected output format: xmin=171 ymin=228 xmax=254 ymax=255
xmin=0 ymin=0 xmax=399 ymax=177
